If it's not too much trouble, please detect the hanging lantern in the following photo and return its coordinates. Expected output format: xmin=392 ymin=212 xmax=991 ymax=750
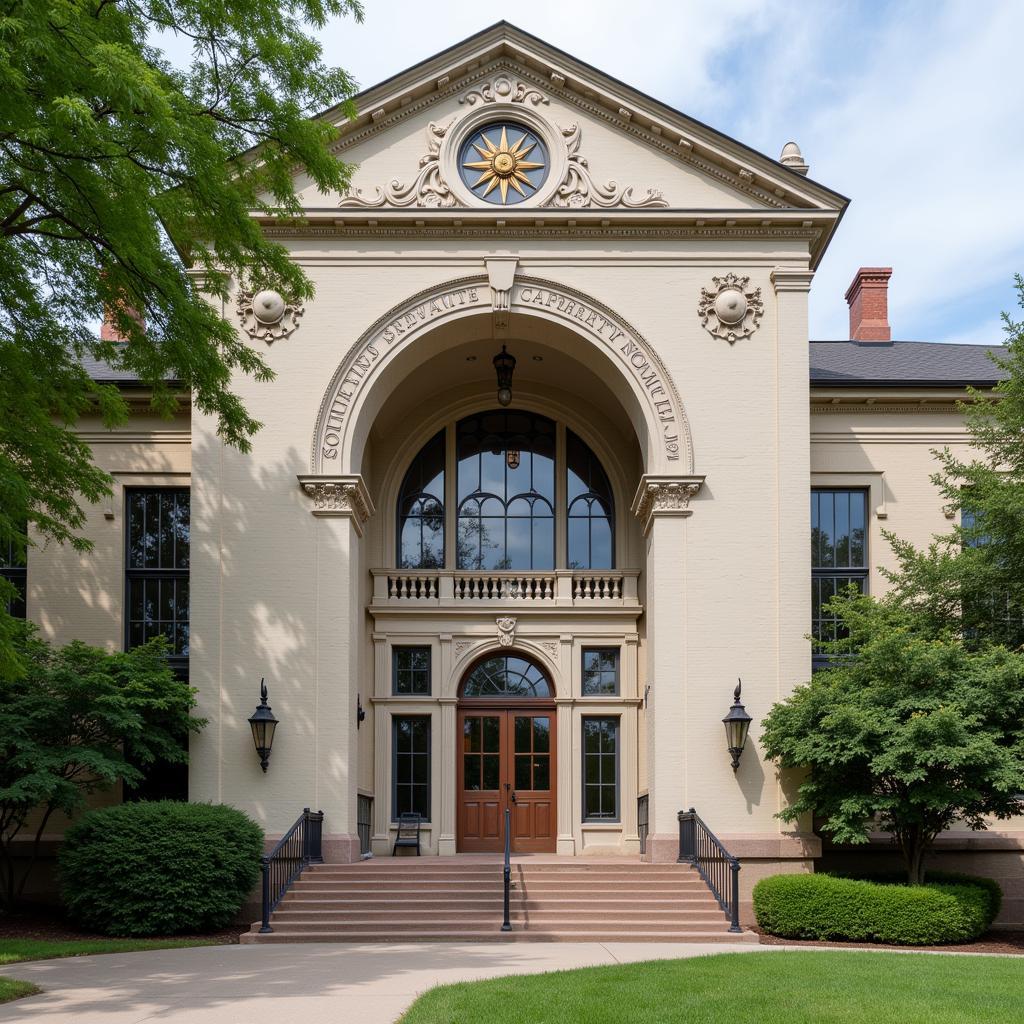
xmin=722 ymin=679 xmax=753 ymax=772
xmin=248 ymin=678 xmax=278 ymax=773
xmin=493 ymin=345 xmax=516 ymax=406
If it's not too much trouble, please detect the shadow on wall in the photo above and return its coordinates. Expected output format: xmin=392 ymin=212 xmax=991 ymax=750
xmin=188 ymin=432 xmax=356 ymax=835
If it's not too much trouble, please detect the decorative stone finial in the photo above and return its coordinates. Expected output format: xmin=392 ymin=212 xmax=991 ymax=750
xmin=779 ymin=141 xmax=809 ymax=175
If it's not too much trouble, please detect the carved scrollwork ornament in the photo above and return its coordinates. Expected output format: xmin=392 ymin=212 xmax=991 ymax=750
xmin=459 ymin=74 xmax=549 ymax=108
xmin=236 ymin=287 xmax=304 ymax=343
xmin=697 ymin=273 xmax=764 ymax=343
xmin=496 ymin=617 xmax=517 ymax=647
xmin=547 ymin=123 xmax=667 ymax=209
xmin=340 ymin=120 xmax=457 ymax=208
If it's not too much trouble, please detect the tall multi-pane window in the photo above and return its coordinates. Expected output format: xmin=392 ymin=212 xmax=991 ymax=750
xmin=811 ymin=489 xmax=867 ymax=663
xmin=397 ymin=413 xmax=615 ymax=571
xmin=457 ymin=411 xmax=555 ymax=570
xmin=392 ymin=716 xmax=431 ymax=820
xmin=0 ymin=535 xmax=27 ymax=619
xmin=567 ymin=429 xmax=614 ymax=569
xmin=961 ymin=507 xmax=1021 ymax=642
xmin=582 ymin=717 xmax=619 ymax=821
xmin=126 ymin=489 xmax=190 ymax=675
xmin=397 ymin=430 xmax=445 ymax=569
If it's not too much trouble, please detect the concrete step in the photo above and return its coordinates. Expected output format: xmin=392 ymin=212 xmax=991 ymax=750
xmin=264 ymin=917 xmax=729 ymax=933
xmin=242 ymin=928 xmax=758 ymax=944
xmin=281 ymin=897 xmax=719 ymax=911
xmin=271 ymin=909 xmax=726 ymax=924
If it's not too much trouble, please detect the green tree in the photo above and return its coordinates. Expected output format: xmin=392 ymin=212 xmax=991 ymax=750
xmin=885 ymin=275 xmax=1024 ymax=647
xmin=762 ymin=593 xmax=1024 ymax=884
xmin=0 ymin=624 xmax=204 ymax=907
xmin=0 ymin=0 xmax=364 ymax=673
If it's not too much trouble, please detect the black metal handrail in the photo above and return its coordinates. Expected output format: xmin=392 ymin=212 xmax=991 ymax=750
xmin=637 ymin=794 xmax=649 ymax=855
xmin=357 ymin=794 xmax=373 ymax=858
xmin=678 ymin=808 xmax=742 ymax=933
xmin=501 ymin=805 xmax=511 ymax=932
xmin=259 ymin=807 xmax=324 ymax=934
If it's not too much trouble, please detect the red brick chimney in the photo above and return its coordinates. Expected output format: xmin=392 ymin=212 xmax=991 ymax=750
xmin=99 ymin=303 xmax=143 ymax=342
xmin=845 ymin=267 xmax=892 ymax=342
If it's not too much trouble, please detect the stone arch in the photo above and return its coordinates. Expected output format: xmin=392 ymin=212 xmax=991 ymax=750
xmin=311 ymin=274 xmax=694 ymax=476
xmin=446 ymin=638 xmax=562 ymax=700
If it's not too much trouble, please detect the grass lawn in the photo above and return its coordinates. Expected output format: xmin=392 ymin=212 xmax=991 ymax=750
xmin=0 ymin=977 xmax=41 ymax=1004
xmin=399 ymin=951 xmax=1022 ymax=1024
xmin=0 ymin=937 xmax=222 ymax=966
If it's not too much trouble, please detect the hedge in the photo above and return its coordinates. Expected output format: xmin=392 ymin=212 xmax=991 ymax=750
xmin=59 ymin=801 xmax=263 ymax=936
xmin=753 ymin=872 xmax=1000 ymax=945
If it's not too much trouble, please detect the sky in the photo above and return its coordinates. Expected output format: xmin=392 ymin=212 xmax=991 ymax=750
xmin=172 ymin=1 xmax=1024 ymax=343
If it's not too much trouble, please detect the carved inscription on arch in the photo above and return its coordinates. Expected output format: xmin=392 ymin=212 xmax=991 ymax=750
xmin=313 ymin=277 xmax=690 ymax=471
xmin=320 ymin=285 xmax=483 ymax=462
xmin=513 ymin=285 xmax=681 ymax=463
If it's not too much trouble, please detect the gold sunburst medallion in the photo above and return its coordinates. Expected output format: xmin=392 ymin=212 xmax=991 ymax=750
xmin=460 ymin=123 xmax=547 ymax=205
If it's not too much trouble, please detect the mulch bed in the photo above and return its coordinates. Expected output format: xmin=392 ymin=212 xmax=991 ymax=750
xmin=754 ymin=926 xmax=1024 ymax=956
xmin=0 ymin=904 xmax=241 ymax=944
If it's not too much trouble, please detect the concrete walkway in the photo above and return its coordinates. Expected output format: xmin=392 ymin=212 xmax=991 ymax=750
xmin=1 ymin=941 xmax=779 ymax=1023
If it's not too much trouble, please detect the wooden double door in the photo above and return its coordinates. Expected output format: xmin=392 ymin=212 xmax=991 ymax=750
xmin=457 ymin=706 xmax=556 ymax=853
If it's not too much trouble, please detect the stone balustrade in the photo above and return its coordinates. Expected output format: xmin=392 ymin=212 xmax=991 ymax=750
xmin=371 ymin=569 xmax=640 ymax=608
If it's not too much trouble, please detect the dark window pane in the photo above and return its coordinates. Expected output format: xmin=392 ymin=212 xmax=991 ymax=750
xmin=464 ymin=754 xmax=481 ymax=791
xmin=532 ymin=755 xmax=550 ymax=791
xmin=482 ymin=754 xmax=500 ymax=790
xmin=393 ymin=647 xmax=431 ymax=696
xmin=582 ymin=648 xmax=619 ymax=695
xmin=483 ymin=716 xmax=501 ymax=752
xmin=463 ymin=718 xmax=480 ymax=753
xmin=515 ymin=755 xmax=532 ymax=790
xmin=533 ymin=717 xmax=550 ymax=753
xmin=567 ymin=430 xmax=614 ymax=570
xmin=397 ymin=431 xmax=446 ymax=569
xmin=515 ymin=715 xmax=531 ymax=752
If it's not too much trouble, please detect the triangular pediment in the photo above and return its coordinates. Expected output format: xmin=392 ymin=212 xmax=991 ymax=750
xmin=278 ymin=23 xmax=847 ymax=264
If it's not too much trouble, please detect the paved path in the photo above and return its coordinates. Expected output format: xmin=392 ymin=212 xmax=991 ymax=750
xmin=1 ymin=941 xmax=779 ymax=1023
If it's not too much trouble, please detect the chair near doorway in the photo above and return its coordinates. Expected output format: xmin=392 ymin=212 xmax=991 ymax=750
xmin=392 ymin=812 xmax=422 ymax=856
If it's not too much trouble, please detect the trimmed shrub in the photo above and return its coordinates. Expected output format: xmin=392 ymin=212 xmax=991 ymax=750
xmin=59 ymin=801 xmax=263 ymax=936
xmin=753 ymin=872 xmax=1000 ymax=945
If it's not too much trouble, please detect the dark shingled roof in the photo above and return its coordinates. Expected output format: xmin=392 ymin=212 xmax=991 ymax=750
xmin=83 ymin=341 xmax=1010 ymax=389
xmin=810 ymin=340 xmax=1008 ymax=387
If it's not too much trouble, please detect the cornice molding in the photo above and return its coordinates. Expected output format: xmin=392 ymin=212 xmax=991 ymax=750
xmin=631 ymin=474 xmax=706 ymax=534
xmin=296 ymin=474 xmax=375 ymax=532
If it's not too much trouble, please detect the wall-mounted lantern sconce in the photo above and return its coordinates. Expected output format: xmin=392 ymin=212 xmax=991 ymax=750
xmin=248 ymin=678 xmax=278 ymax=773
xmin=357 ymin=694 xmax=366 ymax=729
xmin=722 ymin=679 xmax=752 ymax=772
xmin=493 ymin=344 xmax=516 ymax=406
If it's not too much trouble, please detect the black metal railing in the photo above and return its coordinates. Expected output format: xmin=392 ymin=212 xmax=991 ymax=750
xmin=637 ymin=794 xmax=649 ymax=854
xmin=501 ymin=805 xmax=512 ymax=932
xmin=678 ymin=807 xmax=741 ymax=933
xmin=259 ymin=807 xmax=324 ymax=934
xmin=357 ymin=794 xmax=373 ymax=858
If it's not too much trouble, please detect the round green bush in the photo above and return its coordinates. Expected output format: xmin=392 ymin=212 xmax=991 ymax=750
xmin=753 ymin=872 xmax=1000 ymax=946
xmin=59 ymin=801 xmax=263 ymax=936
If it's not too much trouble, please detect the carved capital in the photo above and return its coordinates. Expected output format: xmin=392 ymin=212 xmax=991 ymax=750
xmin=485 ymin=257 xmax=518 ymax=332
xmin=631 ymin=474 xmax=706 ymax=534
xmin=770 ymin=267 xmax=815 ymax=293
xmin=297 ymin=474 xmax=375 ymax=533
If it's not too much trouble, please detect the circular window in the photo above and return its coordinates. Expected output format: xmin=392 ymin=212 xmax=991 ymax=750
xmin=458 ymin=122 xmax=548 ymax=206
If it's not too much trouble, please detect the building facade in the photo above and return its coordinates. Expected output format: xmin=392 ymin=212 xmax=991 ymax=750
xmin=16 ymin=24 xmax=1022 ymax=923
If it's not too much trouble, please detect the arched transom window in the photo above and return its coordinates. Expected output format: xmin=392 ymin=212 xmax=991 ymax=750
xmin=461 ymin=654 xmax=552 ymax=698
xmin=396 ymin=411 xmax=615 ymax=571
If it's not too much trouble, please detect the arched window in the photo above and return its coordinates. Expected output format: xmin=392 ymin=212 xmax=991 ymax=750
xmin=567 ymin=429 xmax=614 ymax=569
xmin=397 ymin=430 xmax=445 ymax=569
xmin=395 ymin=413 xmax=615 ymax=570
xmin=456 ymin=411 xmax=555 ymax=570
xmin=461 ymin=654 xmax=552 ymax=698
